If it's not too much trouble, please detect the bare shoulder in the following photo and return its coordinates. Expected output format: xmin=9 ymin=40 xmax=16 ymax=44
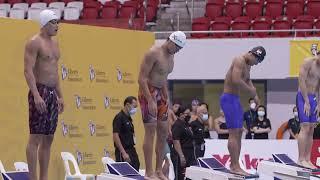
xmin=232 ymin=56 xmax=245 ymax=67
xmin=301 ymin=57 xmax=314 ymax=67
xmin=25 ymin=35 xmax=40 ymax=50
xmin=144 ymin=45 xmax=160 ymax=62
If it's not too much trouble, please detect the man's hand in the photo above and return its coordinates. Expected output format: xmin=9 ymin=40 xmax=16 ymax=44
xmin=58 ymin=98 xmax=64 ymax=114
xmin=148 ymin=99 xmax=157 ymax=118
xmin=34 ymin=95 xmax=47 ymax=114
xmin=304 ymin=102 xmax=311 ymax=117
xmin=180 ymin=155 xmax=186 ymax=167
xmin=122 ymin=152 xmax=131 ymax=163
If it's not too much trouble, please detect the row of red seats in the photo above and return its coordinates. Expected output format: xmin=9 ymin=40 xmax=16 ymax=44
xmin=0 ymin=0 xmax=76 ymax=4
xmin=62 ymin=18 xmax=145 ymax=30
xmin=205 ymin=0 xmax=320 ymax=20
xmin=192 ymin=15 xmax=320 ymax=38
xmin=81 ymin=1 xmax=157 ymax=21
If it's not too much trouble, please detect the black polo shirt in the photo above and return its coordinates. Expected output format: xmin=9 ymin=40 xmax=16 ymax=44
xmin=113 ymin=110 xmax=135 ymax=150
xmin=288 ymin=118 xmax=300 ymax=139
xmin=252 ymin=118 xmax=271 ymax=139
xmin=190 ymin=119 xmax=205 ymax=145
xmin=172 ymin=119 xmax=194 ymax=149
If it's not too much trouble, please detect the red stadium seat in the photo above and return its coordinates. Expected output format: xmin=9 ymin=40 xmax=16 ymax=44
xmin=252 ymin=16 xmax=272 ymax=37
xmin=272 ymin=16 xmax=292 ymax=37
xmin=306 ymin=0 xmax=320 ymax=17
xmin=0 ymin=0 xmax=6 ymax=3
xmin=42 ymin=0 xmax=58 ymax=4
xmin=231 ymin=16 xmax=251 ymax=37
xmin=119 ymin=4 xmax=137 ymax=18
xmin=146 ymin=5 xmax=157 ymax=22
xmin=284 ymin=0 xmax=304 ymax=19
xmin=101 ymin=6 xmax=117 ymax=19
xmin=315 ymin=19 xmax=320 ymax=36
xmin=84 ymin=0 xmax=101 ymax=9
xmin=25 ymin=0 xmax=40 ymax=5
xmin=265 ymin=0 xmax=283 ymax=19
xmin=225 ymin=0 xmax=243 ymax=19
xmin=191 ymin=17 xmax=211 ymax=38
xmin=82 ymin=7 xmax=99 ymax=19
xmin=205 ymin=2 xmax=223 ymax=20
xmin=7 ymin=0 xmax=23 ymax=5
xmin=104 ymin=0 xmax=120 ymax=9
xmin=123 ymin=0 xmax=139 ymax=9
xmin=244 ymin=0 xmax=264 ymax=19
xmin=292 ymin=15 xmax=314 ymax=37
xmin=210 ymin=16 xmax=232 ymax=38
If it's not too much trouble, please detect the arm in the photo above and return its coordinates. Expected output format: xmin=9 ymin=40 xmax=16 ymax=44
xmin=24 ymin=39 xmax=40 ymax=98
xmin=298 ymin=59 xmax=313 ymax=105
xmin=173 ymin=140 xmax=185 ymax=158
xmin=213 ymin=118 xmax=229 ymax=134
xmin=232 ymin=59 xmax=256 ymax=96
xmin=138 ymin=51 xmax=156 ymax=102
xmin=162 ymin=80 xmax=170 ymax=105
xmin=168 ymin=110 xmax=175 ymax=137
xmin=288 ymin=128 xmax=297 ymax=139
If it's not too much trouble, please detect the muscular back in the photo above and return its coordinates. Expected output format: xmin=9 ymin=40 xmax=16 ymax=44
xmin=141 ymin=46 xmax=174 ymax=88
xmin=299 ymin=57 xmax=320 ymax=94
xmin=27 ymin=35 xmax=60 ymax=87
xmin=224 ymin=56 xmax=251 ymax=95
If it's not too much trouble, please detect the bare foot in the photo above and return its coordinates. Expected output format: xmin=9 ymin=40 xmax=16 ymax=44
xmin=299 ymin=160 xmax=316 ymax=169
xmin=155 ymin=171 xmax=169 ymax=180
xmin=306 ymin=161 xmax=318 ymax=169
xmin=144 ymin=174 xmax=161 ymax=180
xmin=230 ymin=167 xmax=250 ymax=176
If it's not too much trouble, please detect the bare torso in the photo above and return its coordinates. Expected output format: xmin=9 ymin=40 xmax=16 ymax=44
xmin=224 ymin=56 xmax=251 ymax=95
xmin=33 ymin=35 xmax=60 ymax=87
xmin=148 ymin=46 xmax=174 ymax=88
xmin=300 ymin=58 xmax=320 ymax=94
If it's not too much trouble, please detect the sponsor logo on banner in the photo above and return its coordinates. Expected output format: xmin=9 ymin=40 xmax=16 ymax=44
xmin=104 ymin=96 xmax=122 ymax=110
xmin=104 ymin=96 xmax=110 ymax=109
xmin=89 ymin=65 xmax=109 ymax=83
xmin=88 ymin=120 xmax=110 ymax=137
xmin=75 ymin=149 xmax=96 ymax=166
xmin=61 ymin=64 xmax=83 ymax=82
xmin=116 ymin=67 xmax=134 ymax=84
xmin=311 ymin=44 xmax=318 ymax=56
xmin=311 ymin=139 xmax=320 ymax=168
xmin=61 ymin=120 xmax=83 ymax=138
xmin=74 ymin=95 xmax=96 ymax=110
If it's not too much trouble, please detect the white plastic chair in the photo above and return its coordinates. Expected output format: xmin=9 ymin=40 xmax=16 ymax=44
xmin=0 ymin=3 xmax=11 ymax=13
xmin=61 ymin=152 xmax=95 ymax=180
xmin=47 ymin=7 xmax=61 ymax=19
xmin=12 ymin=3 xmax=28 ymax=12
xmin=0 ymin=9 xmax=8 ymax=17
xmin=63 ymin=7 xmax=80 ymax=20
xmin=14 ymin=162 xmax=29 ymax=172
xmin=48 ymin=2 xmax=65 ymax=11
xmin=27 ymin=7 xmax=42 ymax=21
xmin=30 ymin=2 xmax=47 ymax=9
xmin=101 ymin=157 xmax=115 ymax=173
xmin=165 ymin=153 xmax=175 ymax=180
xmin=9 ymin=8 xmax=25 ymax=19
xmin=66 ymin=1 xmax=83 ymax=11
xmin=0 ymin=160 xmax=6 ymax=173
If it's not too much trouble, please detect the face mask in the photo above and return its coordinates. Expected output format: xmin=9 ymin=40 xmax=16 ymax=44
xmin=250 ymin=103 xmax=256 ymax=110
xmin=202 ymin=114 xmax=209 ymax=121
xmin=129 ymin=106 xmax=137 ymax=116
xmin=257 ymin=111 xmax=265 ymax=117
xmin=293 ymin=112 xmax=298 ymax=117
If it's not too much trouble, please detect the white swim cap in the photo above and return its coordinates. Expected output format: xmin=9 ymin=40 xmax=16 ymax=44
xmin=39 ymin=9 xmax=58 ymax=28
xmin=169 ymin=31 xmax=186 ymax=48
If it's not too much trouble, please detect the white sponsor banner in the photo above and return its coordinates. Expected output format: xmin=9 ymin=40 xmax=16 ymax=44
xmin=204 ymin=139 xmax=298 ymax=173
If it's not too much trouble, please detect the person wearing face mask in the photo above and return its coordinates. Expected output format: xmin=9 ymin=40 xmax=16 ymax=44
xmin=112 ymin=96 xmax=140 ymax=171
xmin=171 ymin=105 xmax=196 ymax=180
xmin=243 ymin=98 xmax=258 ymax=139
xmin=190 ymin=105 xmax=208 ymax=158
xmin=214 ymin=109 xmax=229 ymax=139
xmin=288 ymin=106 xmax=300 ymax=139
xmin=252 ymin=105 xmax=271 ymax=139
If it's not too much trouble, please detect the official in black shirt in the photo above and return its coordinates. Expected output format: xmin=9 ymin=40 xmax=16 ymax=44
xmin=190 ymin=105 xmax=208 ymax=158
xmin=171 ymin=105 xmax=196 ymax=180
xmin=288 ymin=106 xmax=300 ymax=139
xmin=252 ymin=105 xmax=271 ymax=139
xmin=243 ymin=98 xmax=257 ymax=139
xmin=112 ymin=96 xmax=140 ymax=171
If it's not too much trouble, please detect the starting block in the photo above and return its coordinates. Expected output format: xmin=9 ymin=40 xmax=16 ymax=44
xmin=1 ymin=171 xmax=29 ymax=180
xmin=257 ymin=153 xmax=320 ymax=180
xmin=195 ymin=157 xmax=259 ymax=180
xmin=97 ymin=162 xmax=143 ymax=180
